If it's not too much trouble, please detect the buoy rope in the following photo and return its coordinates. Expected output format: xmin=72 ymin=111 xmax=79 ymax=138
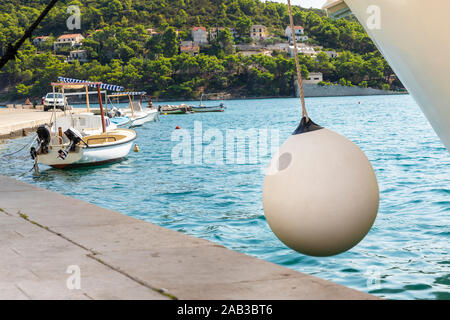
xmin=287 ymin=0 xmax=309 ymax=122
xmin=19 ymin=165 xmax=36 ymax=178
xmin=1 ymin=134 xmax=37 ymax=158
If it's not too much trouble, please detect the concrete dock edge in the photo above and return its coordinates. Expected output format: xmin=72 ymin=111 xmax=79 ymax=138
xmin=0 ymin=109 xmax=86 ymax=140
xmin=0 ymin=175 xmax=378 ymax=300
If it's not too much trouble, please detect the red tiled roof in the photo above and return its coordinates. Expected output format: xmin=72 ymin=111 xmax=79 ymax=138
xmin=287 ymin=26 xmax=304 ymax=30
xmin=180 ymin=46 xmax=200 ymax=52
xmin=58 ymin=34 xmax=83 ymax=40
xmin=192 ymin=27 xmax=206 ymax=31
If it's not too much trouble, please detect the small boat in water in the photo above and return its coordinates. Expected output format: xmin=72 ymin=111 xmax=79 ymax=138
xmin=129 ymin=107 xmax=158 ymax=127
xmin=31 ymin=81 xmax=137 ymax=170
xmin=109 ymin=116 xmax=131 ymax=127
xmin=33 ymin=126 xmax=137 ymax=169
xmin=159 ymin=104 xmax=191 ymax=114
xmin=191 ymin=103 xmax=225 ymax=113
xmin=108 ymin=92 xmax=159 ymax=127
xmin=106 ymin=107 xmax=131 ymax=127
xmin=191 ymin=93 xmax=226 ymax=113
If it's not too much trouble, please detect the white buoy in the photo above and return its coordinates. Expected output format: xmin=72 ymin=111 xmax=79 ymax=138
xmin=265 ymin=0 xmax=380 ymax=257
xmin=263 ymin=120 xmax=379 ymax=257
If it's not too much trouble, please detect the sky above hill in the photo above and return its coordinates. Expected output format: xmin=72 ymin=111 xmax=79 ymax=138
xmin=271 ymin=0 xmax=327 ymax=9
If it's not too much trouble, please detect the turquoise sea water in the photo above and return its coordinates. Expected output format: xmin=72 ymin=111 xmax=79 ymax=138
xmin=1 ymin=95 xmax=449 ymax=300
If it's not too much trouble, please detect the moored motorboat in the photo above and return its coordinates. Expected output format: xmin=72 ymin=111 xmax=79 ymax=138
xmin=191 ymin=93 xmax=226 ymax=113
xmin=191 ymin=103 xmax=225 ymax=113
xmin=109 ymin=116 xmax=131 ymax=127
xmin=108 ymin=92 xmax=159 ymax=127
xmin=106 ymin=107 xmax=131 ymax=127
xmin=129 ymin=108 xmax=158 ymax=127
xmin=33 ymin=127 xmax=137 ymax=169
xmin=31 ymin=81 xmax=137 ymax=170
xmin=159 ymin=104 xmax=190 ymax=114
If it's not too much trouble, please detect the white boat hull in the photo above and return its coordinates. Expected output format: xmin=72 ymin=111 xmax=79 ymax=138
xmin=76 ymin=140 xmax=134 ymax=165
xmin=110 ymin=117 xmax=132 ymax=128
xmin=36 ymin=129 xmax=136 ymax=169
xmin=343 ymin=0 xmax=450 ymax=151
xmin=191 ymin=105 xmax=225 ymax=113
xmin=126 ymin=109 xmax=159 ymax=127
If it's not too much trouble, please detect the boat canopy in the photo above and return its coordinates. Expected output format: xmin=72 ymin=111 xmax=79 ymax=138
xmin=108 ymin=92 xmax=147 ymax=97
xmin=50 ymin=82 xmax=101 ymax=90
xmin=58 ymin=77 xmax=124 ymax=92
xmin=52 ymin=79 xmax=110 ymax=132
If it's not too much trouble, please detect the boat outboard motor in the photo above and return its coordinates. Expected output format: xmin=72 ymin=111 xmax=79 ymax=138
xmin=30 ymin=125 xmax=51 ymax=160
xmin=107 ymin=107 xmax=116 ymax=118
xmin=57 ymin=127 xmax=83 ymax=160
xmin=107 ymin=107 xmax=123 ymax=118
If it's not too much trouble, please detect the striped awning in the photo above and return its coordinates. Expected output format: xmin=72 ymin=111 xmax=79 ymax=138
xmin=109 ymin=92 xmax=147 ymax=96
xmin=57 ymin=77 xmax=124 ymax=92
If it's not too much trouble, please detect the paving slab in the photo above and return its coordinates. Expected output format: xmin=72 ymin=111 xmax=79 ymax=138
xmin=0 ymin=175 xmax=378 ymax=300
xmin=0 ymin=188 xmax=138 ymax=228
xmin=0 ymin=283 xmax=33 ymax=300
xmin=0 ymin=205 xmax=168 ymax=300
xmin=52 ymin=222 xmax=213 ymax=253
xmin=162 ymin=277 xmax=371 ymax=300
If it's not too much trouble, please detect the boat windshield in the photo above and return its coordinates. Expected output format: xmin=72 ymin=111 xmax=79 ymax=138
xmin=46 ymin=93 xmax=63 ymax=99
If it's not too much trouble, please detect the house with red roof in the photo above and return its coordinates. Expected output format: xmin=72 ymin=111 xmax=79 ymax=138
xmin=180 ymin=44 xmax=200 ymax=56
xmin=285 ymin=26 xmax=308 ymax=42
xmin=53 ymin=33 xmax=85 ymax=51
xmin=191 ymin=27 xmax=208 ymax=45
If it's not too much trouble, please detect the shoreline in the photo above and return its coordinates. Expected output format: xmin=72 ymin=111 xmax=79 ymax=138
xmin=1 ymin=92 xmax=407 ymax=106
xmin=0 ymin=92 xmax=407 ymax=141
xmin=154 ymin=91 xmax=407 ymax=103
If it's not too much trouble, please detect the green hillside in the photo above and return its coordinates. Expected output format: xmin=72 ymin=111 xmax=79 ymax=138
xmin=0 ymin=0 xmax=403 ymax=101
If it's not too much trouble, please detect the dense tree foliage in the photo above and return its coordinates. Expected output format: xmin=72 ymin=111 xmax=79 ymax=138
xmin=0 ymin=0 xmax=400 ymax=100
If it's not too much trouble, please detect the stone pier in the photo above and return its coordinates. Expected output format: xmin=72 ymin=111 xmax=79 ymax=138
xmin=0 ymin=175 xmax=377 ymax=300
